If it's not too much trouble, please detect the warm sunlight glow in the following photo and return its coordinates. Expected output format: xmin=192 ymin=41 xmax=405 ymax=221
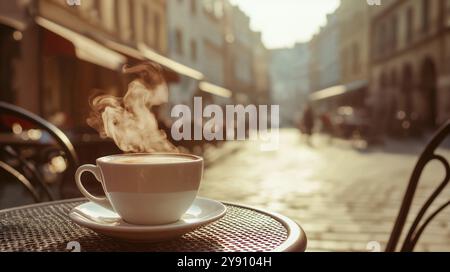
xmin=230 ymin=0 xmax=340 ymax=48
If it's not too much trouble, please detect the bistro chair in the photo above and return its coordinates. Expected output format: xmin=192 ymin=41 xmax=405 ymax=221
xmin=386 ymin=120 xmax=450 ymax=252
xmin=0 ymin=102 xmax=79 ymax=206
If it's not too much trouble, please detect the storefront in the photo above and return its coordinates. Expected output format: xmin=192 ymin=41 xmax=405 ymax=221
xmin=309 ymin=80 xmax=370 ymax=138
xmin=0 ymin=6 xmax=32 ymax=109
xmin=309 ymin=80 xmax=368 ymax=112
xmin=0 ymin=21 xmax=21 ymax=104
xmin=36 ymin=17 xmax=127 ymax=129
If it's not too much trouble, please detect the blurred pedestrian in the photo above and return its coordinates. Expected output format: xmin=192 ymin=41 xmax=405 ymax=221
xmin=320 ymin=112 xmax=333 ymax=133
xmin=302 ymin=104 xmax=315 ymax=145
xmin=320 ymin=111 xmax=334 ymax=144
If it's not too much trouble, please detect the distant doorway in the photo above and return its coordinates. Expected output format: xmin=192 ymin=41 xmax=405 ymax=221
xmin=388 ymin=70 xmax=398 ymax=134
xmin=420 ymin=58 xmax=438 ymax=128
xmin=401 ymin=64 xmax=414 ymax=117
xmin=0 ymin=24 xmax=20 ymax=103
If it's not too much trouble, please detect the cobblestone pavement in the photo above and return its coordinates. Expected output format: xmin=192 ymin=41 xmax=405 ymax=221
xmin=200 ymin=129 xmax=450 ymax=252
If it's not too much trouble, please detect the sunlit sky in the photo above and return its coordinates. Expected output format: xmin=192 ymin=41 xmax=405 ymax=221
xmin=229 ymin=0 xmax=341 ymax=49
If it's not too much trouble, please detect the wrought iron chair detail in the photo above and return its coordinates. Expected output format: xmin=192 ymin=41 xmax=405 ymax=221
xmin=0 ymin=102 xmax=79 ymax=203
xmin=386 ymin=120 xmax=450 ymax=252
xmin=0 ymin=161 xmax=40 ymax=202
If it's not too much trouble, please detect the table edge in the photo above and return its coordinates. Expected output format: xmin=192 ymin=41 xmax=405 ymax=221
xmin=0 ymin=198 xmax=84 ymax=214
xmin=0 ymin=198 xmax=308 ymax=252
xmin=221 ymin=200 xmax=307 ymax=253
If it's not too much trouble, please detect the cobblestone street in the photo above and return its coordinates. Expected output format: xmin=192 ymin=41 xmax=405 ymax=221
xmin=200 ymin=129 xmax=450 ymax=252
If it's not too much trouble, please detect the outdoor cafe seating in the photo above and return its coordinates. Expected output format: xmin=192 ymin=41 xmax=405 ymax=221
xmin=0 ymin=101 xmax=448 ymax=252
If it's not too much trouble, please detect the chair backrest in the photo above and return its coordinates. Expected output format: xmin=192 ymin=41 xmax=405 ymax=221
xmin=0 ymin=102 xmax=79 ymax=202
xmin=386 ymin=120 xmax=450 ymax=252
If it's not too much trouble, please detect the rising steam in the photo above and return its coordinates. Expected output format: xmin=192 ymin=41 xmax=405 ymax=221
xmin=87 ymin=62 xmax=178 ymax=153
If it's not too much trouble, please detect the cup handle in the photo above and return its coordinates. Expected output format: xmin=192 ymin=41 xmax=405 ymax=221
xmin=75 ymin=165 xmax=112 ymax=210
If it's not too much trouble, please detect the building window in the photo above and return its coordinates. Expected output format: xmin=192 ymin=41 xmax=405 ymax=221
xmin=0 ymin=26 xmax=20 ymax=103
xmin=114 ymin=0 xmax=120 ymax=30
xmin=94 ymin=0 xmax=102 ymax=21
xmin=144 ymin=10 xmax=151 ymax=45
xmin=214 ymin=0 xmax=224 ymax=18
xmin=391 ymin=70 xmax=397 ymax=87
xmin=154 ymin=13 xmax=161 ymax=51
xmin=353 ymin=43 xmax=359 ymax=74
xmin=191 ymin=0 xmax=197 ymax=15
xmin=191 ymin=40 xmax=197 ymax=61
xmin=378 ymin=23 xmax=386 ymax=57
xmin=422 ymin=0 xmax=430 ymax=33
xmin=175 ymin=29 xmax=183 ymax=55
xmin=342 ymin=49 xmax=347 ymax=77
xmin=446 ymin=0 xmax=450 ymax=27
xmin=406 ymin=7 xmax=414 ymax=43
xmin=373 ymin=27 xmax=379 ymax=59
xmin=392 ymin=15 xmax=398 ymax=50
xmin=130 ymin=1 xmax=135 ymax=40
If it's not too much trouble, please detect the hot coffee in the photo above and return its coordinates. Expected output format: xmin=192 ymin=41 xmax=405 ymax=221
xmin=107 ymin=154 xmax=194 ymax=165
xmin=75 ymin=153 xmax=203 ymax=225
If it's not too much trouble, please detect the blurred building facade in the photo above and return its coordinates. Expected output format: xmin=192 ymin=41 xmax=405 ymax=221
xmin=201 ymin=0 xmax=226 ymax=89
xmin=167 ymin=0 xmax=205 ymax=107
xmin=37 ymin=0 xmax=128 ymax=128
xmin=338 ymin=0 xmax=370 ymax=85
xmin=167 ymin=0 xmax=229 ymax=107
xmin=309 ymin=13 xmax=341 ymax=93
xmin=193 ymin=0 xmax=228 ymax=105
xmin=1 ymin=0 xmax=270 ymax=133
xmin=0 ymin=0 xmax=39 ymax=114
xmin=270 ymin=43 xmax=310 ymax=126
xmin=370 ymin=0 xmax=450 ymax=134
xmin=222 ymin=2 xmax=255 ymax=105
xmin=308 ymin=11 xmax=346 ymax=116
xmin=0 ymin=0 xmax=172 ymax=129
xmin=252 ymin=31 xmax=271 ymax=106
xmin=334 ymin=0 xmax=370 ymax=109
xmin=167 ymin=0 xmax=270 ymax=108
xmin=307 ymin=0 xmax=450 ymax=136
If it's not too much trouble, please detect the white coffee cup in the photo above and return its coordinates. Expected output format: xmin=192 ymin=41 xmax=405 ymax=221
xmin=75 ymin=153 xmax=203 ymax=225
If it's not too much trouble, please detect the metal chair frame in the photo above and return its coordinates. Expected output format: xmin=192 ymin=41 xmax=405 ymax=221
xmin=0 ymin=102 xmax=79 ymax=202
xmin=386 ymin=120 xmax=450 ymax=252
xmin=0 ymin=161 xmax=40 ymax=202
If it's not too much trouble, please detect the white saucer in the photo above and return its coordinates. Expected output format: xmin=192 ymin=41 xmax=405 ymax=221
xmin=69 ymin=197 xmax=227 ymax=242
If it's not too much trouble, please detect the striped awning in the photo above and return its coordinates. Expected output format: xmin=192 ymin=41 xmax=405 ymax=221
xmin=310 ymin=80 xmax=368 ymax=101
xmin=199 ymin=81 xmax=233 ymax=98
xmin=0 ymin=14 xmax=27 ymax=30
xmin=139 ymin=44 xmax=204 ymax=81
xmin=36 ymin=17 xmax=126 ymax=71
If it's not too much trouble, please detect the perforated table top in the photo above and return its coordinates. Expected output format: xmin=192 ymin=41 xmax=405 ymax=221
xmin=0 ymin=198 xmax=307 ymax=252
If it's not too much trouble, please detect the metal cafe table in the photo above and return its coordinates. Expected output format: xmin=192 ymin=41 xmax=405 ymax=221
xmin=0 ymin=198 xmax=307 ymax=252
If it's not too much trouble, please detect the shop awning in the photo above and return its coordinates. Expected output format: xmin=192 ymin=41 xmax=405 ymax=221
xmin=199 ymin=81 xmax=233 ymax=98
xmin=100 ymin=40 xmax=179 ymax=82
xmin=0 ymin=14 xmax=27 ymax=31
xmin=102 ymin=39 xmax=146 ymax=61
xmin=310 ymin=80 xmax=367 ymax=101
xmin=36 ymin=17 xmax=126 ymax=71
xmin=139 ymin=45 xmax=204 ymax=81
